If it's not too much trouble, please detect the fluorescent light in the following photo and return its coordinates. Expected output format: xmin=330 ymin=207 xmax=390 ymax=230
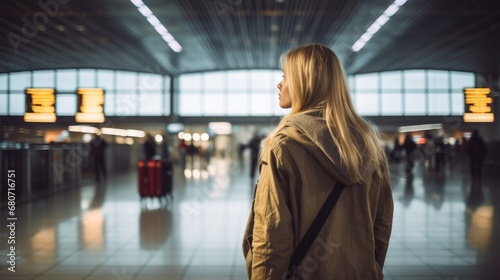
xmin=398 ymin=123 xmax=442 ymax=133
xmin=129 ymin=0 xmax=182 ymax=53
xmin=208 ymin=122 xmax=232 ymax=135
xmin=394 ymin=0 xmax=408 ymax=6
xmin=154 ymin=25 xmax=168 ymax=35
xmin=138 ymin=6 xmax=152 ymax=17
xmin=146 ymin=15 xmax=161 ymax=26
xmin=351 ymin=0 xmax=409 ymax=52
xmin=167 ymin=41 xmax=183 ymax=52
xmin=384 ymin=4 xmax=400 ymax=17
xmin=130 ymin=0 xmax=144 ymax=7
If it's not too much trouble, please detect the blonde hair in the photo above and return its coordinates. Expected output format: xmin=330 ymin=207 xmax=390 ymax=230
xmin=264 ymin=44 xmax=386 ymax=184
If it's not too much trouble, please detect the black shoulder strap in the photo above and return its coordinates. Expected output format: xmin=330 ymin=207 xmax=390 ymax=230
xmin=286 ymin=181 xmax=345 ymax=278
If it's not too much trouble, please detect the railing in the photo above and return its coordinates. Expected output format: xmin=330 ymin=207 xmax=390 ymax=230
xmin=0 ymin=142 xmax=81 ymax=203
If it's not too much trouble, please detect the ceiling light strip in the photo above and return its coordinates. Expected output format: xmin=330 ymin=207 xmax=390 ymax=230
xmin=129 ymin=0 xmax=182 ymax=52
xmin=351 ymin=0 xmax=408 ymax=52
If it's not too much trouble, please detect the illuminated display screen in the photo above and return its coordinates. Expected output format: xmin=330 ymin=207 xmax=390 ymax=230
xmin=75 ymin=88 xmax=105 ymax=123
xmin=24 ymin=88 xmax=56 ymax=122
xmin=463 ymin=88 xmax=494 ymax=123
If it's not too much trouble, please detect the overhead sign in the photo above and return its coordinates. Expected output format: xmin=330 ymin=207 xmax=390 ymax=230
xmin=75 ymin=88 xmax=105 ymax=123
xmin=24 ymin=88 xmax=56 ymax=122
xmin=463 ymin=88 xmax=494 ymax=123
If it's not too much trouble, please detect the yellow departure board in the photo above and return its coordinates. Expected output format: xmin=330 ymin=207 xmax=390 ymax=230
xmin=24 ymin=88 xmax=56 ymax=122
xmin=463 ymin=88 xmax=494 ymax=122
xmin=75 ymin=88 xmax=105 ymax=123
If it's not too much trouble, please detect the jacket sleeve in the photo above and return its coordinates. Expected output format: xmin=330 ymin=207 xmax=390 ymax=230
xmin=374 ymin=161 xmax=394 ymax=269
xmin=251 ymin=144 xmax=294 ymax=279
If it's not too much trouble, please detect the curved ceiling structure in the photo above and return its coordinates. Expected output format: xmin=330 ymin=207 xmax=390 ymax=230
xmin=0 ymin=0 xmax=499 ymax=76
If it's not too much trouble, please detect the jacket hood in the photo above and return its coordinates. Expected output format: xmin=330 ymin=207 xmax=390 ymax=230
xmin=279 ymin=113 xmax=375 ymax=185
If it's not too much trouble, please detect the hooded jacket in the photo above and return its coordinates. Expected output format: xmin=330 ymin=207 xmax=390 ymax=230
xmin=243 ymin=113 xmax=393 ymax=280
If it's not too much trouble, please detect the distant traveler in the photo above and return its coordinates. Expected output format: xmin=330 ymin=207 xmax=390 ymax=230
xmin=143 ymin=133 xmax=156 ymax=159
xmin=242 ymin=44 xmax=393 ymax=280
xmin=90 ymin=133 xmax=107 ymax=181
xmin=403 ymin=133 xmax=417 ymax=174
xmin=467 ymin=130 xmax=488 ymax=180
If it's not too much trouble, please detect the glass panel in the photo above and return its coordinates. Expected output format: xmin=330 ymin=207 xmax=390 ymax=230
xmin=251 ymin=70 xmax=273 ymax=90
xmin=428 ymin=93 xmax=449 ymax=115
xmin=451 ymin=71 xmax=474 ymax=90
xmin=56 ymin=69 xmax=77 ymax=91
xmin=104 ymin=92 xmax=115 ymax=115
xmin=204 ymin=92 xmax=225 ymax=115
xmin=97 ymin=70 xmax=114 ymax=90
xmin=228 ymin=70 xmax=249 ymax=91
xmin=404 ymin=93 xmax=426 ymax=115
xmin=451 ymin=93 xmax=464 ymax=115
xmin=56 ymin=94 xmax=76 ymax=116
xmin=205 ymin=71 xmax=225 ymax=91
xmin=0 ymin=74 xmax=7 ymax=90
xmin=79 ymin=69 xmax=96 ymax=87
xmin=227 ymin=93 xmax=249 ymax=116
xmin=381 ymin=93 xmax=403 ymax=115
xmin=179 ymin=93 xmax=202 ymax=115
xmin=271 ymin=90 xmax=283 ymax=115
xmin=164 ymin=75 xmax=171 ymax=92
xmin=250 ymin=92 xmax=273 ymax=115
xmin=0 ymin=93 xmax=7 ymax=114
xmin=9 ymin=93 xmax=25 ymax=115
xmin=381 ymin=71 xmax=402 ymax=91
xmin=33 ymin=70 xmax=54 ymax=87
xmin=355 ymin=93 xmax=379 ymax=115
xmin=139 ymin=73 xmax=162 ymax=91
xmin=116 ymin=93 xmax=138 ymax=116
xmin=139 ymin=92 xmax=162 ymax=116
xmin=428 ymin=70 xmax=448 ymax=89
xmin=348 ymin=76 xmax=355 ymax=91
xmin=164 ymin=91 xmax=170 ymax=116
xmin=355 ymin=73 xmax=378 ymax=91
xmin=166 ymin=92 xmax=170 ymax=116
xmin=179 ymin=74 xmax=202 ymax=91
xmin=10 ymin=72 xmax=31 ymax=91
xmin=116 ymin=71 xmax=137 ymax=91
xmin=404 ymin=70 xmax=425 ymax=90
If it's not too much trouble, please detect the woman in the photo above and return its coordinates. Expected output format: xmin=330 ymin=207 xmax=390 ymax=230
xmin=243 ymin=44 xmax=393 ymax=279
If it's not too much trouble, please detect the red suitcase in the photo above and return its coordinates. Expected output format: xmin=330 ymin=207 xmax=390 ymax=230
xmin=138 ymin=159 xmax=173 ymax=200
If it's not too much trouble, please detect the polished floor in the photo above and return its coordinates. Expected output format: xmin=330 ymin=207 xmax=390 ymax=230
xmin=1 ymin=152 xmax=499 ymax=280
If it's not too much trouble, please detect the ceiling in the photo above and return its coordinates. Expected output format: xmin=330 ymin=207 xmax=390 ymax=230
xmin=0 ymin=0 xmax=499 ymax=76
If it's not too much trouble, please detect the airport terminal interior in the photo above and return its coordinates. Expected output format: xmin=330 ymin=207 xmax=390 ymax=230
xmin=1 ymin=0 xmax=500 ymax=279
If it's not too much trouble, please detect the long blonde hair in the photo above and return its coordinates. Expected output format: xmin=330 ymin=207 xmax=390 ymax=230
xmin=264 ymin=44 xmax=386 ymax=184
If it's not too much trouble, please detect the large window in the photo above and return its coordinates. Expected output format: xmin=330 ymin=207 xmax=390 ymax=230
xmin=0 ymin=69 xmax=475 ymax=117
xmin=178 ymin=70 xmax=283 ymax=116
xmin=351 ymin=70 xmax=474 ymax=116
xmin=1 ymin=69 xmax=172 ymax=117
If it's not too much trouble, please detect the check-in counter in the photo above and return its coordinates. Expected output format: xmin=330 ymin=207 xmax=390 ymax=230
xmin=0 ymin=142 xmax=81 ymax=203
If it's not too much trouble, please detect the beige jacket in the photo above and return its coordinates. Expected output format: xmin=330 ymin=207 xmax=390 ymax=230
xmin=243 ymin=113 xmax=393 ymax=280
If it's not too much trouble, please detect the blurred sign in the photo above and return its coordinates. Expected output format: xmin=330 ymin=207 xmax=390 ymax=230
xmin=75 ymin=88 xmax=105 ymax=123
xmin=24 ymin=88 xmax=56 ymax=122
xmin=463 ymin=88 xmax=494 ymax=122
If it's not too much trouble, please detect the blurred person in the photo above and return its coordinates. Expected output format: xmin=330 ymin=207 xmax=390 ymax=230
xmin=238 ymin=142 xmax=247 ymax=166
xmin=389 ymin=136 xmax=402 ymax=162
xmin=242 ymin=44 xmax=393 ymax=280
xmin=424 ymin=133 xmax=436 ymax=170
xmin=161 ymin=133 xmax=171 ymax=161
xmin=467 ymin=130 xmax=488 ymax=181
xmin=403 ymin=133 xmax=417 ymax=174
xmin=143 ymin=133 xmax=156 ymax=159
xmin=434 ymin=134 xmax=446 ymax=172
xmin=178 ymin=138 xmax=187 ymax=169
xmin=90 ymin=133 xmax=107 ymax=181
